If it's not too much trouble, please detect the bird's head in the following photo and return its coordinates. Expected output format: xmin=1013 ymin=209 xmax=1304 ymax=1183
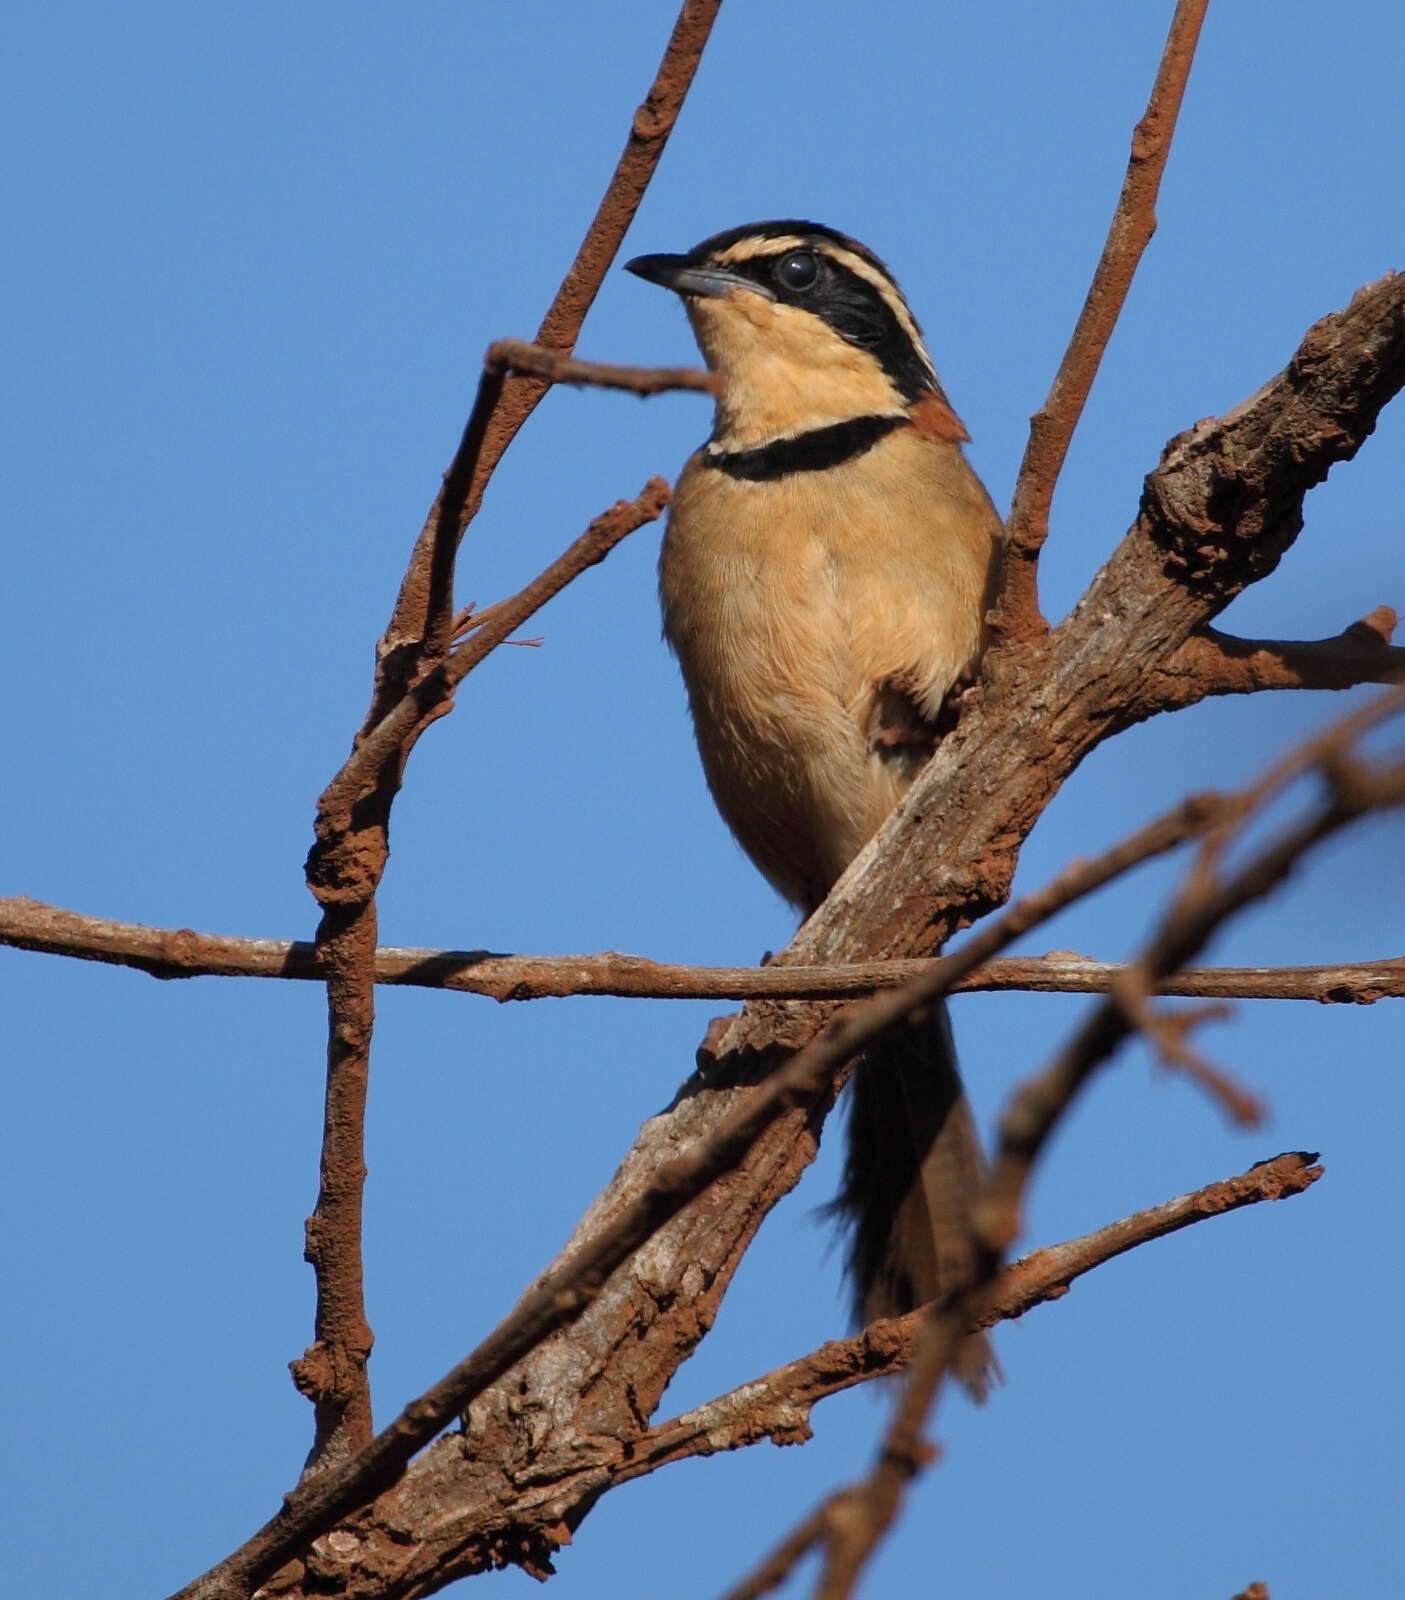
xmin=626 ymin=220 xmax=964 ymax=450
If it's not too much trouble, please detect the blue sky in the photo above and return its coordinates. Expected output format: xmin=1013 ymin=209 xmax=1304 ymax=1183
xmin=4 ymin=4 xmax=1403 ymax=1597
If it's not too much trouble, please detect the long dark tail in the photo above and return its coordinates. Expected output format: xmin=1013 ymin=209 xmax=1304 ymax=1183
xmin=835 ymin=1001 xmax=996 ymax=1400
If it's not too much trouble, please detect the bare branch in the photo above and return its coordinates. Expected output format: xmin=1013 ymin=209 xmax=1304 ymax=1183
xmin=760 ymin=269 xmax=1405 ymax=1002
xmin=808 ymin=723 xmax=1405 ymax=1600
xmin=628 ymin=1153 xmax=1320 ymax=1485
xmin=5 ymin=898 xmax=1401 ymax=1008
xmin=1132 ymin=608 xmax=1405 ymax=717
xmin=317 ymin=480 xmax=669 ymax=825
xmin=953 ymin=955 xmax=1405 ymax=1006
xmin=716 ymin=1510 xmax=826 ymax=1600
xmin=998 ymin=0 xmax=1210 ymax=641
xmin=283 ymin=0 xmax=723 ymax=1477
xmin=987 ymin=758 xmax=1404 ymax=1260
xmin=1107 ymin=978 xmax=1260 ymax=1126
xmin=371 ymin=0 xmax=724 ymax=691
xmin=163 ymin=785 xmax=1229 ymax=1599
xmin=290 ymin=480 xmax=665 ymax=1471
xmin=485 ymin=337 xmax=716 ymax=396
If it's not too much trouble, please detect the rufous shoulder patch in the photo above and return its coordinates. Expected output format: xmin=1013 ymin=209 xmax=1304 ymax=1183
xmin=907 ymin=388 xmax=970 ymax=443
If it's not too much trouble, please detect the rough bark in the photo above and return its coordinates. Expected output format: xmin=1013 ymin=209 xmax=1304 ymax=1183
xmin=242 ymin=275 xmax=1404 ymax=1599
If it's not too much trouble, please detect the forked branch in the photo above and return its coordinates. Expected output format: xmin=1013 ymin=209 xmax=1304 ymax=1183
xmin=166 ymin=783 xmax=1238 ymax=1599
xmin=293 ymin=0 xmax=723 ymax=1473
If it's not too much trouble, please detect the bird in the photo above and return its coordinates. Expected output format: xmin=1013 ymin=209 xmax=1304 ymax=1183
xmin=626 ymin=221 xmax=1004 ymax=1396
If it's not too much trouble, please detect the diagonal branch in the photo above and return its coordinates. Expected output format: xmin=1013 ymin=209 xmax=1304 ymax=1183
xmin=629 ymin=1152 xmax=1321 ymax=1487
xmin=371 ymin=0 xmax=724 ymax=698
xmin=715 ymin=1158 xmax=1319 ymax=1600
xmin=164 ymin=788 xmax=1227 ymax=1600
xmin=807 ymin=721 xmax=1405 ymax=1600
xmin=997 ymin=0 xmax=1210 ymax=642
xmin=315 ymin=481 xmax=668 ymax=826
xmin=773 ymin=269 xmax=1405 ymax=987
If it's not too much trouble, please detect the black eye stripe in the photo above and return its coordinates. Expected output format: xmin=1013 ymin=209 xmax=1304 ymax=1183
xmin=712 ymin=247 xmax=933 ymax=404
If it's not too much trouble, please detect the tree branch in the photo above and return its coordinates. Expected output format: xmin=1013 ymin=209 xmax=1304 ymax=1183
xmin=746 ymin=269 xmax=1405 ymax=1011
xmin=5 ymin=897 xmax=1402 ymax=1008
xmin=316 ymin=480 xmax=669 ymax=826
xmin=1130 ymin=607 xmax=1405 ymax=716
xmin=627 ymin=1152 xmax=1321 ymax=1486
xmin=997 ymin=0 xmax=1210 ymax=642
xmin=484 ymin=338 xmax=717 ymax=396
xmin=807 ymin=720 xmax=1405 ymax=1600
xmin=164 ymin=787 xmax=1229 ymax=1600
xmin=287 ymin=0 xmax=724 ymax=1473
xmin=291 ymin=480 xmax=665 ymax=1472
xmin=371 ymin=0 xmax=723 ymax=693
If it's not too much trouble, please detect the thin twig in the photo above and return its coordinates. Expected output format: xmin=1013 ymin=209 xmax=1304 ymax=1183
xmin=6 ymin=897 xmax=1402 ymax=1008
xmin=717 ymin=1509 xmax=827 ymax=1600
xmin=318 ymin=481 xmax=669 ymax=824
xmin=996 ymin=0 xmax=1210 ymax=641
xmin=633 ymin=1153 xmax=1320 ymax=1491
xmin=486 ymin=337 xmax=717 ymax=396
xmin=988 ymin=769 xmax=1404 ymax=1259
xmin=371 ymin=0 xmax=724 ymax=689
xmin=449 ymin=596 xmax=543 ymax=646
xmin=1108 ymin=978 xmax=1260 ymax=1126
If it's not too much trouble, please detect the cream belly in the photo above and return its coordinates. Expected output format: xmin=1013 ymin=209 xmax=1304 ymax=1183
xmin=660 ymin=425 xmax=999 ymax=911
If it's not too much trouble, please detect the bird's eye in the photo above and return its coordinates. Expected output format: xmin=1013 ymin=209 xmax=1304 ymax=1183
xmin=775 ymin=250 xmax=819 ymax=291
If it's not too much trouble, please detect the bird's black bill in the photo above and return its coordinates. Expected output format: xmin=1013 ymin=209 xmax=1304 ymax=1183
xmin=625 ymin=252 xmax=774 ymax=301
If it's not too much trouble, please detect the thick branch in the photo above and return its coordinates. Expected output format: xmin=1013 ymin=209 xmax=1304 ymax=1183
xmin=167 ymin=788 xmax=1226 ymax=1600
xmin=759 ymin=270 xmax=1405 ymax=996
xmin=5 ymin=897 xmax=1402 ymax=1007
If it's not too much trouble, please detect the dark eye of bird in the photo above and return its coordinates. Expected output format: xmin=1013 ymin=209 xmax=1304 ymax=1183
xmin=775 ymin=249 xmax=819 ymax=291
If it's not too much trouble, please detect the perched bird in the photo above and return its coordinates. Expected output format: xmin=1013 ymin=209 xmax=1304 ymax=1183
xmin=626 ymin=221 xmax=1003 ymax=1394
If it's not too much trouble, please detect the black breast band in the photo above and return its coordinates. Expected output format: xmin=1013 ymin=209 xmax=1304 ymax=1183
xmin=704 ymin=413 xmax=907 ymax=481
